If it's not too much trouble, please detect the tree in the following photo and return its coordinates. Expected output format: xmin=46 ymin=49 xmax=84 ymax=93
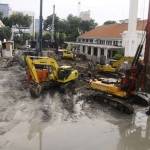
xmin=44 ymin=14 xmax=59 ymax=31
xmin=14 ymin=33 xmax=32 ymax=46
xmin=2 ymin=17 xmax=12 ymax=27
xmin=80 ymin=19 xmax=97 ymax=33
xmin=0 ymin=26 xmax=12 ymax=41
xmin=65 ymin=14 xmax=81 ymax=41
xmin=43 ymin=14 xmax=98 ymax=43
xmin=103 ymin=20 xmax=117 ymax=25
xmin=9 ymin=12 xmax=32 ymax=32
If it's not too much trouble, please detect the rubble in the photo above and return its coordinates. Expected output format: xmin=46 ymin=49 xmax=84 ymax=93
xmin=0 ymin=54 xmax=150 ymax=150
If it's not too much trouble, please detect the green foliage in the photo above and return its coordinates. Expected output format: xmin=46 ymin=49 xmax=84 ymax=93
xmin=1 ymin=12 xmax=32 ymax=30
xmin=14 ymin=33 xmax=32 ymax=46
xmin=80 ymin=19 xmax=97 ymax=33
xmin=66 ymin=14 xmax=81 ymax=41
xmin=2 ymin=17 xmax=12 ymax=28
xmin=44 ymin=14 xmax=97 ymax=42
xmin=43 ymin=32 xmax=51 ymax=40
xmin=44 ymin=14 xmax=59 ymax=31
xmin=10 ymin=13 xmax=32 ymax=28
xmin=103 ymin=20 xmax=117 ymax=25
xmin=0 ymin=26 xmax=12 ymax=41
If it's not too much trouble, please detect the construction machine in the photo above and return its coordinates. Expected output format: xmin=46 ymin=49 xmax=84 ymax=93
xmin=88 ymin=43 xmax=148 ymax=114
xmin=25 ymin=56 xmax=78 ymax=97
xmin=61 ymin=49 xmax=76 ymax=60
xmin=96 ymin=57 xmax=133 ymax=73
xmin=88 ymin=10 xmax=150 ymax=114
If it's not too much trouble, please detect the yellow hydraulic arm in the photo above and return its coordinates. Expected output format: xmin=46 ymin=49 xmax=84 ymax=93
xmin=25 ymin=56 xmax=60 ymax=84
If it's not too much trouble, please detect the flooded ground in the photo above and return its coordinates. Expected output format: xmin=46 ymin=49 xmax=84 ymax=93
xmin=0 ymin=61 xmax=150 ymax=150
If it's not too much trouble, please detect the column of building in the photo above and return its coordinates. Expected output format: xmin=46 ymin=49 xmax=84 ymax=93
xmin=104 ymin=48 xmax=108 ymax=63
xmin=85 ymin=46 xmax=88 ymax=56
xmin=80 ymin=45 xmax=83 ymax=54
xmin=97 ymin=47 xmax=101 ymax=63
xmin=91 ymin=47 xmax=94 ymax=56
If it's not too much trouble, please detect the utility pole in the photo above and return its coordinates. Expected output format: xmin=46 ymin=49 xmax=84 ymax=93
xmin=39 ymin=0 xmax=43 ymax=55
xmin=51 ymin=5 xmax=55 ymax=43
xmin=144 ymin=0 xmax=150 ymax=65
xmin=144 ymin=0 xmax=150 ymax=92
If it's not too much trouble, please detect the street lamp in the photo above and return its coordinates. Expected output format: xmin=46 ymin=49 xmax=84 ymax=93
xmin=39 ymin=0 xmax=43 ymax=55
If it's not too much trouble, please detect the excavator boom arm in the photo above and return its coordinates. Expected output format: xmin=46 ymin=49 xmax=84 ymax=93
xmin=25 ymin=56 xmax=60 ymax=83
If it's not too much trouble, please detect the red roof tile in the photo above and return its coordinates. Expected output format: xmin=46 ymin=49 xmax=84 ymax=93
xmin=79 ymin=20 xmax=147 ymax=39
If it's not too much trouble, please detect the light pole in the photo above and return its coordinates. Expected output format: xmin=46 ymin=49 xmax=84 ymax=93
xmin=51 ymin=5 xmax=55 ymax=43
xmin=39 ymin=0 xmax=43 ymax=55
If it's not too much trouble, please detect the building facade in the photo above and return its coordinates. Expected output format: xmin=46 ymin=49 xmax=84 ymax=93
xmin=0 ymin=4 xmax=11 ymax=17
xmin=79 ymin=10 xmax=91 ymax=21
xmin=69 ymin=20 xmax=146 ymax=64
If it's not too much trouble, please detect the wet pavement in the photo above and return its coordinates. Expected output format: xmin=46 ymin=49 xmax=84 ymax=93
xmin=0 ymin=62 xmax=150 ymax=150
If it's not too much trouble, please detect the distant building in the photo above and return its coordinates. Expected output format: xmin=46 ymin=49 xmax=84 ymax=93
xmin=35 ymin=19 xmax=39 ymax=33
xmin=69 ymin=20 xmax=146 ymax=64
xmin=79 ymin=10 xmax=91 ymax=21
xmin=0 ymin=3 xmax=11 ymax=17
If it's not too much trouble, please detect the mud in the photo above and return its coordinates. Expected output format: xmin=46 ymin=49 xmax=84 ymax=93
xmin=0 ymin=57 xmax=150 ymax=150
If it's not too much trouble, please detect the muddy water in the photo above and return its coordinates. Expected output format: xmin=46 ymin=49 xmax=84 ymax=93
xmin=0 ymin=66 xmax=150 ymax=150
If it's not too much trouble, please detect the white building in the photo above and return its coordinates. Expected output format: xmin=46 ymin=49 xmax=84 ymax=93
xmin=0 ymin=3 xmax=11 ymax=17
xmin=123 ymin=0 xmax=145 ymax=57
xmin=69 ymin=20 xmax=146 ymax=64
xmin=79 ymin=10 xmax=91 ymax=21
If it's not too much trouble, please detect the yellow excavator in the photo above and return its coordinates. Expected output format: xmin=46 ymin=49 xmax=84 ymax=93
xmin=96 ymin=57 xmax=133 ymax=73
xmin=59 ymin=43 xmax=76 ymax=60
xmin=25 ymin=56 xmax=79 ymax=97
xmin=88 ymin=41 xmax=149 ymax=114
xmin=62 ymin=49 xmax=76 ymax=60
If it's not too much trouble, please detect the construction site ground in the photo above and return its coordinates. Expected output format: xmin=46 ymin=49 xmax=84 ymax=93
xmin=0 ymin=55 xmax=150 ymax=150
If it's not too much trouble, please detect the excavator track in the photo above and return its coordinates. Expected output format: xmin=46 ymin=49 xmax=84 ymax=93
xmin=79 ymin=87 xmax=150 ymax=114
xmin=81 ymin=90 xmax=134 ymax=114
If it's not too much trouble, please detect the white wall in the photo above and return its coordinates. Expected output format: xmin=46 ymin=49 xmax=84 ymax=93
xmin=122 ymin=30 xmax=146 ymax=57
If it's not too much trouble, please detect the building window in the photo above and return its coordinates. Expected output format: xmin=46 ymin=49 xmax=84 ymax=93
xmin=86 ymin=39 xmax=88 ymax=43
xmin=106 ymin=40 xmax=112 ymax=45
xmin=99 ymin=40 xmax=105 ymax=45
xmin=101 ymin=48 xmax=104 ymax=55
xmin=119 ymin=41 xmax=122 ymax=46
xmin=88 ymin=47 xmax=91 ymax=55
xmin=94 ymin=47 xmax=98 ymax=56
xmin=82 ymin=39 xmax=85 ymax=42
xmin=90 ymin=39 xmax=93 ymax=43
xmin=93 ymin=39 xmax=97 ymax=43
xmin=83 ymin=46 xmax=85 ymax=53
xmin=108 ymin=50 xmax=111 ymax=58
xmin=113 ymin=41 xmax=118 ymax=46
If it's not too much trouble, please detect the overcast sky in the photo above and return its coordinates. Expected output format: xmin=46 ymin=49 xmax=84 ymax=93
xmin=1 ymin=0 xmax=149 ymax=25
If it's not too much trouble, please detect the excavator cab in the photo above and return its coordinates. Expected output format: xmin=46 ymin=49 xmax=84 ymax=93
xmin=57 ymin=66 xmax=78 ymax=82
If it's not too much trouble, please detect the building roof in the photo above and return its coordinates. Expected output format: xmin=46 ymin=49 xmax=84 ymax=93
xmin=79 ymin=20 xmax=147 ymax=39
